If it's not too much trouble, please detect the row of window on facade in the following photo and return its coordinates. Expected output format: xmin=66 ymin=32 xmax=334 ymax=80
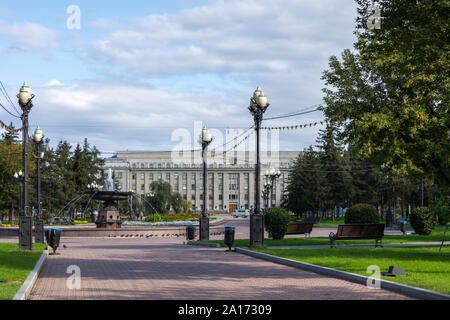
xmin=129 ymin=172 xmax=286 ymax=181
xmin=130 ymin=162 xmax=292 ymax=170
xmin=129 ymin=182 xmax=284 ymax=192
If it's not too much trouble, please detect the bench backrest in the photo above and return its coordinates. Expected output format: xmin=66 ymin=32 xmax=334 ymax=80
xmin=337 ymin=224 xmax=385 ymax=237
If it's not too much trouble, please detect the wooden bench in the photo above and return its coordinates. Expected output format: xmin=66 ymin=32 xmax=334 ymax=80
xmin=329 ymin=224 xmax=385 ymax=248
xmin=286 ymin=223 xmax=314 ymax=237
xmin=302 ymin=216 xmax=321 ymax=225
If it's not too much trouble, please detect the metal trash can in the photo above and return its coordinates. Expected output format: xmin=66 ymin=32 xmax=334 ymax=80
xmin=224 ymin=227 xmax=235 ymax=251
xmin=186 ymin=226 xmax=196 ymax=241
xmin=45 ymin=228 xmax=62 ymax=254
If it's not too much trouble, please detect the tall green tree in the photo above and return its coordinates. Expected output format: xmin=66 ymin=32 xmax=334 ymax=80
xmin=321 ymin=0 xmax=449 ymax=190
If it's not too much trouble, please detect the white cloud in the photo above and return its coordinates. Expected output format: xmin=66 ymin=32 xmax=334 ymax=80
xmin=0 ymin=20 xmax=59 ymax=52
xmin=87 ymin=0 xmax=357 ymax=76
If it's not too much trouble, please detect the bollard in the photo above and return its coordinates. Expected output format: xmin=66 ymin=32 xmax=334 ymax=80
xmin=224 ymin=227 xmax=235 ymax=251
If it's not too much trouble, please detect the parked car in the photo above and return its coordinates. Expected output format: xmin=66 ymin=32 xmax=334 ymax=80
xmin=232 ymin=209 xmax=250 ymax=218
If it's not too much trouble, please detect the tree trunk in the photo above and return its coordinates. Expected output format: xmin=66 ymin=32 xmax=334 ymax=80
xmin=439 ymin=223 xmax=448 ymax=256
xmin=332 ymin=207 xmax=335 ymax=222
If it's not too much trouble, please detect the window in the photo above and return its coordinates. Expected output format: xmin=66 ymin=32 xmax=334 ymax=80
xmin=200 ymin=173 xmax=203 ymax=179
xmin=183 ymin=163 xmax=187 ymax=168
xmin=149 ymin=173 xmax=154 ymax=180
xmin=191 ymin=195 xmax=195 ymax=201
xmin=132 ymin=173 xmax=136 ymax=180
xmin=174 ymin=173 xmax=179 ymax=179
xmin=191 ymin=174 xmax=196 ymax=180
xmin=166 ymin=173 xmax=170 ymax=180
xmin=132 ymin=184 xmax=136 ymax=190
xmin=174 ymin=164 xmax=179 ymax=168
xmin=166 ymin=163 xmax=171 ymax=168
xmin=141 ymin=184 xmax=145 ymax=190
xmin=183 ymin=194 xmax=187 ymax=200
xmin=229 ymin=194 xmax=237 ymax=200
xmin=209 ymin=173 xmax=214 ymax=179
xmin=183 ymin=173 xmax=187 ymax=180
xmin=191 ymin=184 xmax=196 ymax=190
xmin=158 ymin=163 xmax=162 ymax=168
xmin=117 ymin=172 xmax=123 ymax=179
xmin=158 ymin=174 xmax=162 ymax=180
xmin=118 ymin=182 xmax=123 ymax=189
xmin=209 ymin=194 xmax=213 ymax=200
xmin=209 ymin=184 xmax=213 ymax=190
xmin=219 ymin=164 xmax=223 ymax=168
xmin=209 ymin=164 xmax=214 ymax=168
xmin=191 ymin=164 xmax=196 ymax=168
xmin=183 ymin=184 xmax=187 ymax=190
xmin=132 ymin=163 xmax=137 ymax=169
xmin=244 ymin=184 xmax=249 ymax=190
xmin=174 ymin=184 xmax=179 ymax=191
xmin=219 ymin=194 xmax=223 ymax=200
xmin=244 ymin=173 xmax=249 ymax=179
xmin=218 ymin=173 xmax=223 ymax=179
xmin=150 ymin=163 xmax=154 ymax=168
xmin=141 ymin=163 xmax=145 ymax=169
xmin=280 ymin=184 xmax=284 ymax=191
xmin=245 ymin=193 xmax=249 ymax=200
xmin=219 ymin=184 xmax=223 ymax=190
xmin=141 ymin=173 xmax=145 ymax=180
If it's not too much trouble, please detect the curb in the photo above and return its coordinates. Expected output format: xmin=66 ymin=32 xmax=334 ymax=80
xmin=187 ymin=241 xmax=221 ymax=248
xmin=235 ymin=247 xmax=450 ymax=300
xmin=13 ymin=249 xmax=48 ymax=301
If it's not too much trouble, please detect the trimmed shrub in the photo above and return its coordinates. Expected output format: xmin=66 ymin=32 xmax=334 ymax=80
xmin=264 ymin=207 xmax=291 ymax=240
xmin=344 ymin=203 xmax=379 ymax=224
xmin=410 ymin=207 xmax=437 ymax=235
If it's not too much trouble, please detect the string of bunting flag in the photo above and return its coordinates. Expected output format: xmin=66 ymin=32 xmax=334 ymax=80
xmin=261 ymin=120 xmax=332 ymax=131
xmin=0 ymin=120 xmax=22 ymax=134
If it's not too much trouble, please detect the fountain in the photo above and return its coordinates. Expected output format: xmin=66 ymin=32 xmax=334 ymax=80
xmin=89 ymin=168 xmax=131 ymax=229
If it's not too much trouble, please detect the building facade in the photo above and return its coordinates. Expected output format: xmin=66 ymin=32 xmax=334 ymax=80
xmin=104 ymin=150 xmax=300 ymax=213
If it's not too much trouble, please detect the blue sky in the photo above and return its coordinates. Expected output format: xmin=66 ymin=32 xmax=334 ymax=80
xmin=0 ymin=0 xmax=359 ymax=155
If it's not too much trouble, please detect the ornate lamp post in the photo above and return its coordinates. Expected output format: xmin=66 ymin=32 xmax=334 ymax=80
xmin=265 ymin=168 xmax=281 ymax=208
xmin=262 ymin=182 xmax=271 ymax=210
xmin=33 ymin=126 xmax=45 ymax=244
xmin=199 ymin=126 xmax=213 ymax=240
xmin=248 ymin=86 xmax=269 ymax=248
xmin=17 ymin=82 xmax=35 ymax=250
xmin=14 ymin=171 xmax=24 ymax=217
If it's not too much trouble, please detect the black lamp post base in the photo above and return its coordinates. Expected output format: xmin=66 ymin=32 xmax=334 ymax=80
xmin=199 ymin=216 xmax=210 ymax=241
xmin=19 ymin=216 xmax=33 ymax=250
xmin=34 ymin=219 xmax=45 ymax=244
xmin=249 ymin=214 xmax=265 ymax=248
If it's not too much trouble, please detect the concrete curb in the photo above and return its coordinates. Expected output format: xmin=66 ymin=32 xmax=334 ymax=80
xmin=187 ymin=241 xmax=221 ymax=248
xmin=13 ymin=249 xmax=48 ymax=301
xmin=236 ymin=247 xmax=450 ymax=300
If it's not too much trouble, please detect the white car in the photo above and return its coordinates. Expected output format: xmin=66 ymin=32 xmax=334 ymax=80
xmin=232 ymin=209 xmax=250 ymax=218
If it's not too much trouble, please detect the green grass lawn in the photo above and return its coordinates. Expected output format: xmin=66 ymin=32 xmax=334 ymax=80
xmin=204 ymin=225 xmax=448 ymax=247
xmin=252 ymin=246 xmax=450 ymax=295
xmin=0 ymin=243 xmax=47 ymax=300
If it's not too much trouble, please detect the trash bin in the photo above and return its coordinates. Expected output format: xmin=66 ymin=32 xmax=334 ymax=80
xmin=224 ymin=227 xmax=235 ymax=251
xmin=45 ymin=228 xmax=62 ymax=254
xmin=186 ymin=226 xmax=196 ymax=241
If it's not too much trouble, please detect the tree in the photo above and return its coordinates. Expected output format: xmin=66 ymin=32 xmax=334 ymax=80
xmin=181 ymin=200 xmax=193 ymax=214
xmin=321 ymin=0 xmax=449 ymax=190
xmin=148 ymin=181 xmax=173 ymax=214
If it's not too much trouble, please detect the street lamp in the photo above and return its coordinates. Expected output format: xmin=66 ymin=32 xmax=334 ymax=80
xmin=265 ymin=168 xmax=281 ymax=208
xmin=14 ymin=171 xmax=24 ymax=217
xmin=248 ymin=86 xmax=269 ymax=248
xmin=262 ymin=182 xmax=271 ymax=210
xmin=17 ymin=82 xmax=35 ymax=250
xmin=33 ymin=126 xmax=45 ymax=244
xmin=199 ymin=126 xmax=213 ymax=240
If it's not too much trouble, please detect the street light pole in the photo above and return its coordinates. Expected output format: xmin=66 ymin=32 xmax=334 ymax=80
xmin=265 ymin=168 xmax=281 ymax=208
xmin=199 ymin=126 xmax=213 ymax=241
xmin=248 ymin=86 xmax=269 ymax=248
xmin=17 ymin=82 xmax=34 ymax=250
xmin=33 ymin=127 xmax=45 ymax=244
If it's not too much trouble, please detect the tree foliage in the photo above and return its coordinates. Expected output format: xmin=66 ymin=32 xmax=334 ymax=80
xmin=321 ymin=0 xmax=449 ymax=190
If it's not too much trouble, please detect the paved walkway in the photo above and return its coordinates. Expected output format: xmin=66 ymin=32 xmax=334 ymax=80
xmin=29 ymin=237 xmax=411 ymax=300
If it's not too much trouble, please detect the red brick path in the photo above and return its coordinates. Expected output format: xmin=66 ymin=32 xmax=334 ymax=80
xmin=29 ymin=237 xmax=411 ymax=300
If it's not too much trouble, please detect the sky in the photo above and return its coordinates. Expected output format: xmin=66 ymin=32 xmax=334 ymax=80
xmin=0 ymin=0 xmax=359 ymax=157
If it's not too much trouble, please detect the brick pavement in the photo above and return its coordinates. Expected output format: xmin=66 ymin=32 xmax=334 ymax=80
xmin=28 ymin=237 xmax=412 ymax=300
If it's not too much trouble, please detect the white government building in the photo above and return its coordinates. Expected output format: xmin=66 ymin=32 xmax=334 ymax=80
xmin=104 ymin=150 xmax=300 ymax=213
